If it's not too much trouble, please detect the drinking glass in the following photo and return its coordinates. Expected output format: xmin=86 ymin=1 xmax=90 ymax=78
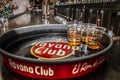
xmin=67 ymin=21 xmax=81 ymax=46
xmin=87 ymin=26 xmax=105 ymax=50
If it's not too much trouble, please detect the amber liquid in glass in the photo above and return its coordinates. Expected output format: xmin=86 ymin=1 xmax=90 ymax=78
xmin=81 ymin=37 xmax=101 ymax=50
xmin=88 ymin=42 xmax=101 ymax=50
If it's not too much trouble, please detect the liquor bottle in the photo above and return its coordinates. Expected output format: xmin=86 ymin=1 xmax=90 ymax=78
xmin=96 ymin=10 xmax=101 ymax=27
xmin=89 ymin=9 xmax=93 ymax=23
xmin=97 ymin=15 xmax=101 ymax=27
xmin=100 ymin=10 xmax=104 ymax=27
xmin=79 ymin=9 xmax=83 ymax=22
xmin=79 ymin=8 xmax=85 ymax=22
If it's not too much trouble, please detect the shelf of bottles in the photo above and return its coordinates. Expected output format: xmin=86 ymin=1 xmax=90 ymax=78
xmin=0 ymin=1 xmax=13 ymax=18
xmin=55 ymin=0 xmax=117 ymax=5
xmin=54 ymin=0 xmax=120 ymax=36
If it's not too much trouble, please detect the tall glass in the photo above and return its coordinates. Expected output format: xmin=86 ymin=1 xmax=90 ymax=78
xmin=87 ymin=26 xmax=105 ymax=50
xmin=67 ymin=21 xmax=81 ymax=46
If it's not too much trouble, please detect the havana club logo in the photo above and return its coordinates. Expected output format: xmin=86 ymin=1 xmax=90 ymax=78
xmin=30 ymin=42 xmax=73 ymax=60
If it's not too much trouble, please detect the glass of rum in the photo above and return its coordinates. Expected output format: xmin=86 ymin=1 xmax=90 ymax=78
xmin=67 ymin=22 xmax=81 ymax=46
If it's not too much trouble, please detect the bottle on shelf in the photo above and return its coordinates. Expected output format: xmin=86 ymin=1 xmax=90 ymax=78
xmin=96 ymin=10 xmax=101 ymax=27
xmin=89 ymin=9 xmax=93 ymax=23
xmin=100 ymin=10 xmax=104 ymax=27
xmin=79 ymin=9 xmax=83 ymax=22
